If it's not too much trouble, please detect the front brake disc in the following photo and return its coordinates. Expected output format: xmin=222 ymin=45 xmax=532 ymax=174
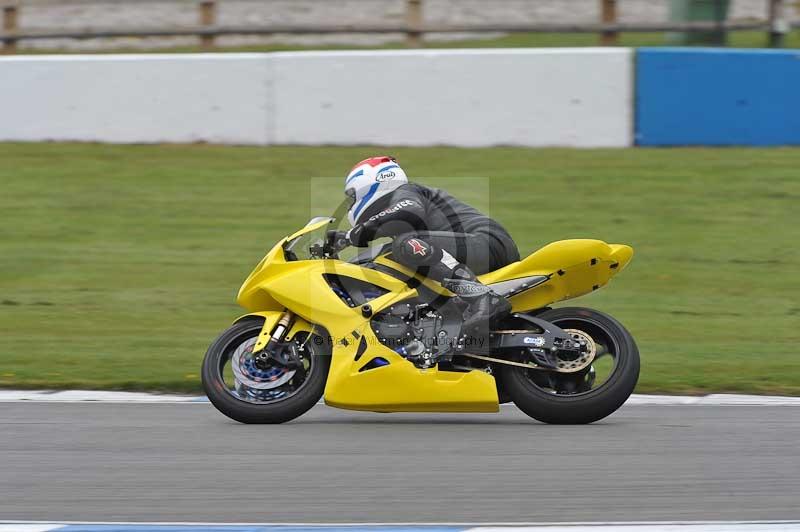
xmin=231 ymin=337 xmax=296 ymax=390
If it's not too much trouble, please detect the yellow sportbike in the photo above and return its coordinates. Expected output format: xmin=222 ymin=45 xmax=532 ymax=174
xmin=202 ymin=217 xmax=639 ymax=424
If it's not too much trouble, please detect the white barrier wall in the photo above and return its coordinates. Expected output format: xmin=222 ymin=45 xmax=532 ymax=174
xmin=0 ymin=49 xmax=633 ymax=147
xmin=271 ymin=49 xmax=632 ymax=147
xmin=0 ymin=54 xmax=270 ymax=144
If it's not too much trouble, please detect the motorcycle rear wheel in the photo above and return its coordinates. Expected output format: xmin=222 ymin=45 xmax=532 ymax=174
xmin=202 ymin=317 xmax=330 ymax=424
xmin=499 ymin=307 xmax=639 ymax=424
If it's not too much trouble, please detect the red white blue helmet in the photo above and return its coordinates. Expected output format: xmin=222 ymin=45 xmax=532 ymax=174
xmin=345 ymin=156 xmax=408 ymax=225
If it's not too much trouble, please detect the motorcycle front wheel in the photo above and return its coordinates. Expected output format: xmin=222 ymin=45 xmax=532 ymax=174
xmin=201 ymin=317 xmax=330 ymax=424
xmin=499 ymin=307 xmax=639 ymax=424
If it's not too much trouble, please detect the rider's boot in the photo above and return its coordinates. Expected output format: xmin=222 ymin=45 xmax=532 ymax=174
xmin=440 ymin=268 xmax=512 ymax=333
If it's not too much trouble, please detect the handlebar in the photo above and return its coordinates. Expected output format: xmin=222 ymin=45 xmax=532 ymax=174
xmin=308 ymin=230 xmax=344 ymax=259
xmin=323 ymin=229 xmax=340 ymax=259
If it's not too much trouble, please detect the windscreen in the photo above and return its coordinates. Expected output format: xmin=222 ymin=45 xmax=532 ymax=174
xmin=283 ymin=224 xmax=329 ymax=261
xmin=282 ymin=221 xmax=391 ymax=263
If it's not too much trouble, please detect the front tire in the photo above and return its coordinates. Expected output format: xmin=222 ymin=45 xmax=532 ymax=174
xmin=500 ymin=307 xmax=639 ymax=424
xmin=201 ymin=318 xmax=330 ymax=424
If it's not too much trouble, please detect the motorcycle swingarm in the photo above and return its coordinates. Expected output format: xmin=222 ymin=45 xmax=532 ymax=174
xmin=486 ymin=314 xmax=574 ymax=349
xmin=481 ymin=314 xmax=585 ymax=369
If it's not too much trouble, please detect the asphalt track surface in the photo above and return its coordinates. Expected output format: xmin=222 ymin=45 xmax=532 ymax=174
xmin=1 ymin=403 xmax=799 ymax=523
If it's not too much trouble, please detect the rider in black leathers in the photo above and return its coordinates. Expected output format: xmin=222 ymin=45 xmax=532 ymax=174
xmin=336 ymin=156 xmax=520 ymax=331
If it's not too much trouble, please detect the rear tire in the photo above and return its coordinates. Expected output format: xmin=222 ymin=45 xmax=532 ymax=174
xmin=500 ymin=307 xmax=639 ymax=424
xmin=201 ymin=318 xmax=330 ymax=424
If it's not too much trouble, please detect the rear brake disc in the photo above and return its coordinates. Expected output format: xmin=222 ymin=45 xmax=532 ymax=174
xmin=556 ymin=329 xmax=596 ymax=373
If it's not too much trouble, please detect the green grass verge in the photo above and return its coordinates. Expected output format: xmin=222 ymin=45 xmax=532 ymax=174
xmin=1 ymin=143 xmax=798 ymax=394
xmin=16 ymin=30 xmax=800 ymax=55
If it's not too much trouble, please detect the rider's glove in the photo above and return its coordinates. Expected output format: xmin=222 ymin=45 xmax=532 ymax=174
xmin=345 ymin=225 xmax=370 ymax=247
xmin=327 ymin=230 xmax=351 ymax=253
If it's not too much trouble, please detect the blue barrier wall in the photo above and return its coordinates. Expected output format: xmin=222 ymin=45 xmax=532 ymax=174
xmin=636 ymin=48 xmax=800 ymax=146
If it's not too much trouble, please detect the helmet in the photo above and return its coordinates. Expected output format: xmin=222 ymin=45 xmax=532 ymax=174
xmin=345 ymin=156 xmax=408 ymax=225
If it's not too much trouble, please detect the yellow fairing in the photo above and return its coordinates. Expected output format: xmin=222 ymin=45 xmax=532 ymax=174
xmin=235 ymin=232 xmax=498 ymax=412
xmin=237 ymin=309 xmax=499 ymax=412
xmin=324 ymin=327 xmax=498 ymax=413
xmin=235 ymin=227 xmax=630 ymax=413
xmin=480 ymin=239 xmax=633 ymax=313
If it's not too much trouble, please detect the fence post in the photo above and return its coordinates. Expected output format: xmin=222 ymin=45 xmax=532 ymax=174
xmin=768 ymin=0 xmax=787 ymax=48
xmin=600 ymin=0 xmax=618 ymax=46
xmin=405 ymin=0 xmax=423 ymax=47
xmin=199 ymin=0 xmax=216 ymax=50
xmin=2 ymin=3 xmax=18 ymax=54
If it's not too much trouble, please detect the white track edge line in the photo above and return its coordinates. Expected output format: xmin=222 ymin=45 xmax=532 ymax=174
xmin=0 ymin=390 xmax=800 ymax=407
xmin=2 ymin=520 xmax=800 ymax=526
xmin=1 ymin=391 xmax=800 ymax=405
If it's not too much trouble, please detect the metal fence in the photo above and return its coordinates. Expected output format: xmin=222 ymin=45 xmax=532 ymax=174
xmin=0 ymin=0 xmax=796 ymax=54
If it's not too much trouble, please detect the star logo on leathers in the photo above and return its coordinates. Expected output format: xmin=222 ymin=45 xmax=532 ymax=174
xmin=407 ymin=239 xmax=427 ymax=256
